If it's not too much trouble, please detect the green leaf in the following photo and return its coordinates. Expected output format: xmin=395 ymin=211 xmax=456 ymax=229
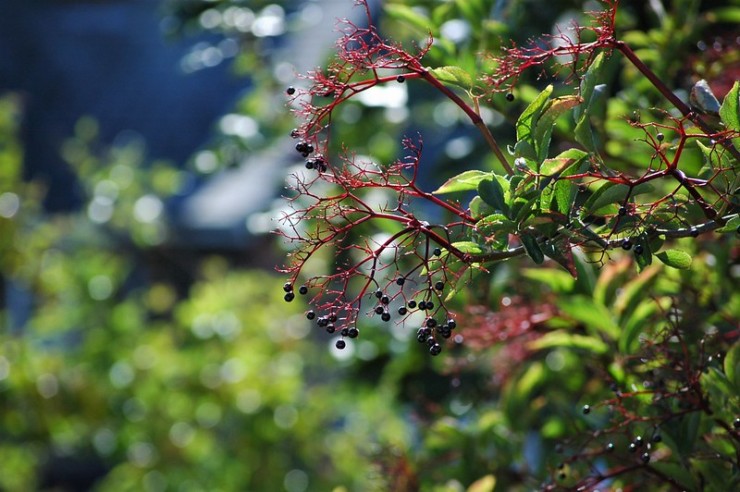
xmin=719 ymin=80 xmax=739 ymax=132
xmin=384 ymin=4 xmax=432 ymax=32
xmin=581 ymin=181 xmax=654 ymax=214
xmin=469 ymin=195 xmax=495 ymax=218
xmin=429 ymin=65 xmax=474 ymax=90
xmin=540 ymin=149 xmax=588 ymax=213
xmin=451 ymin=241 xmax=486 ymax=254
xmin=522 ymin=268 xmax=576 ymax=293
xmin=558 ymin=296 xmax=620 ymax=340
xmin=533 ymin=95 xmax=582 ymax=162
xmin=716 ymin=214 xmax=740 ymax=233
xmin=724 ymin=341 xmax=740 ymax=392
xmin=478 ymin=176 xmax=510 ymax=216
xmin=433 ymin=170 xmax=490 ymax=194
xmin=528 ymin=331 xmax=609 ymax=355
xmin=574 ymin=52 xmax=608 ymax=152
xmin=655 ymin=249 xmax=692 ymax=269
xmin=516 ymin=85 xmax=553 ymax=151
xmin=520 ymin=233 xmax=544 ymax=264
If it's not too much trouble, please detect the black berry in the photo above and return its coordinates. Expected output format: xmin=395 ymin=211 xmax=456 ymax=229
xmin=733 ymin=418 xmax=740 ymax=429
xmin=418 ymin=301 xmax=426 ymax=310
xmin=434 ymin=281 xmax=444 ymax=291
xmin=335 ymin=339 xmax=346 ymax=350
xmin=381 ymin=295 xmax=390 ymax=305
xmin=408 ymin=300 xmax=417 ymax=309
xmin=286 ymin=86 xmax=296 ymax=95
xmin=284 ymin=292 xmax=295 ymax=302
xmin=429 ymin=343 xmax=442 ymax=356
xmin=433 ymin=247 xmax=442 ymax=256
xmin=447 ymin=319 xmax=457 ymax=330
xmin=505 ymin=92 xmax=515 ymax=102
xmin=348 ymin=327 xmax=359 ymax=338
xmin=375 ymin=306 xmax=384 ymax=315
xmin=656 ymin=132 xmax=664 ymax=142
xmin=640 ymin=452 xmax=650 ymax=464
xmin=304 ymin=160 xmax=315 ymax=170
xmin=622 ymin=239 xmax=632 ymax=250
xmin=375 ymin=289 xmax=383 ymax=299
xmin=298 ymin=285 xmax=308 ymax=295
xmin=329 ymin=314 xmax=338 ymax=323
xmin=381 ymin=312 xmax=391 ymax=322
xmin=425 ymin=301 xmax=434 ymax=310
xmin=306 ymin=310 xmax=316 ymax=320
xmin=425 ymin=318 xmax=437 ymax=328
xmin=326 ymin=324 xmax=335 ymax=334
xmin=582 ymin=404 xmax=591 ymax=415
xmin=283 ymin=282 xmax=293 ymax=293
xmin=634 ymin=436 xmax=643 ymax=447
xmin=396 ymin=277 xmax=405 ymax=286
xmin=652 ymin=433 xmax=662 ymax=443
xmin=634 ymin=244 xmax=644 ymax=255
xmin=290 ymin=128 xmax=299 ymax=138
xmin=396 ymin=75 xmax=405 ymax=83
xmin=618 ymin=206 xmax=627 ymax=216
xmin=606 ymin=442 xmax=615 ymax=452
xmin=317 ymin=317 xmax=329 ymax=327
xmin=340 ymin=328 xmax=349 ymax=337
xmin=398 ymin=307 xmax=408 ymax=316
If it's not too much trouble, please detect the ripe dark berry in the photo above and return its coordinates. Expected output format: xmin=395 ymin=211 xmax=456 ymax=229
xmin=284 ymin=292 xmax=295 ymax=302
xmin=348 ymin=327 xmax=359 ymax=338
xmin=381 ymin=295 xmax=390 ymax=305
xmin=375 ymin=306 xmax=384 ymax=315
xmin=447 ymin=319 xmax=457 ymax=330
xmin=628 ymin=442 xmax=637 ymax=453
xmin=335 ymin=339 xmax=346 ymax=350
xmin=295 ymin=142 xmax=307 ymax=153
xmin=652 ymin=433 xmax=662 ymax=443
xmin=340 ymin=328 xmax=349 ymax=337
xmin=305 ymin=144 xmax=314 ymax=154
xmin=425 ymin=301 xmax=434 ymax=310
xmin=582 ymin=404 xmax=591 ymax=415
xmin=283 ymin=282 xmax=293 ymax=293
xmin=734 ymin=418 xmax=740 ymax=429
xmin=622 ymin=239 xmax=632 ymax=250
xmin=408 ymin=300 xmax=417 ymax=309
xmin=434 ymin=281 xmax=444 ymax=291
xmin=433 ymin=247 xmax=442 ymax=256
xmin=375 ymin=289 xmax=383 ymax=299
xmin=396 ymin=277 xmax=405 ymax=286
xmin=634 ymin=436 xmax=643 ymax=447
xmin=505 ymin=92 xmax=515 ymax=102
xmin=298 ymin=285 xmax=308 ymax=295
xmin=439 ymin=328 xmax=452 ymax=339
xmin=286 ymin=86 xmax=296 ymax=95
xmin=429 ymin=343 xmax=442 ymax=356
xmin=305 ymin=160 xmax=315 ymax=170
xmin=306 ymin=310 xmax=316 ymax=320
xmin=328 ymin=314 xmax=338 ymax=323
xmin=326 ymin=324 xmax=335 ymax=334
xmin=317 ymin=317 xmax=329 ymax=327
xmin=641 ymin=452 xmax=650 ymax=464
xmin=634 ymin=244 xmax=644 ymax=255
xmin=656 ymin=132 xmax=664 ymax=141
xmin=618 ymin=206 xmax=627 ymax=216
xmin=396 ymin=75 xmax=405 ymax=83
xmin=290 ymin=128 xmax=299 ymax=138
xmin=425 ymin=318 xmax=437 ymax=328
xmin=418 ymin=301 xmax=426 ymax=310
xmin=426 ymin=336 xmax=436 ymax=347
xmin=398 ymin=307 xmax=408 ymax=316
xmin=606 ymin=442 xmax=615 ymax=452
xmin=381 ymin=312 xmax=391 ymax=322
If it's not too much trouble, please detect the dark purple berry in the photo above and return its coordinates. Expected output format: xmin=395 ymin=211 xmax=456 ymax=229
xmin=425 ymin=301 xmax=434 ymax=310
xmin=306 ymin=311 xmax=316 ymax=320
xmin=381 ymin=295 xmax=390 ymax=305
xmin=433 ymin=247 xmax=442 ymax=256
xmin=408 ymin=300 xmax=417 ymax=309
xmin=298 ymin=285 xmax=308 ymax=295
xmin=434 ymin=281 xmax=444 ymax=291
xmin=397 ymin=307 xmax=407 ymax=317
xmin=618 ymin=206 xmax=627 ymax=216
xmin=656 ymin=132 xmax=664 ymax=141
xmin=283 ymin=282 xmax=293 ymax=293
xmin=641 ymin=452 xmax=650 ymax=464
xmin=375 ymin=289 xmax=383 ymax=299
xmin=734 ymin=418 xmax=740 ymax=429
xmin=290 ymin=128 xmax=299 ymax=138
xmin=505 ymin=92 xmax=515 ymax=102
xmin=381 ymin=312 xmax=391 ymax=322
xmin=396 ymin=75 xmax=405 ymax=83
xmin=326 ymin=324 xmax=335 ymax=334
xmin=634 ymin=244 xmax=644 ymax=255
xmin=286 ymin=86 xmax=296 ymax=95
xmin=340 ymin=328 xmax=349 ymax=337
xmin=348 ymin=327 xmax=359 ymax=338
xmin=336 ymin=339 xmax=346 ymax=350
xmin=375 ymin=306 xmax=384 ymax=315
xmin=429 ymin=343 xmax=442 ymax=356
xmin=317 ymin=317 xmax=329 ymax=327
xmin=425 ymin=318 xmax=437 ymax=328
xmin=284 ymin=292 xmax=295 ymax=302
xmin=622 ymin=239 xmax=632 ymax=250
xmin=582 ymin=404 xmax=591 ymax=415
xmin=447 ymin=319 xmax=457 ymax=330
xmin=628 ymin=442 xmax=637 ymax=453
xmin=634 ymin=436 xmax=643 ymax=447
xmin=426 ymin=336 xmax=436 ymax=347
xmin=304 ymin=160 xmax=315 ymax=170
xmin=396 ymin=277 xmax=405 ymax=286
xmin=652 ymin=434 xmax=662 ymax=443
xmin=418 ymin=301 xmax=426 ymax=310
xmin=606 ymin=442 xmax=615 ymax=452
xmin=328 ymin=314 xmax=338 ymax=323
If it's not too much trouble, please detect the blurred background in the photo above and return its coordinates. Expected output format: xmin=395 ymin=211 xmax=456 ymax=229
xmin=0 ymin=0 xmax=737 ymax=491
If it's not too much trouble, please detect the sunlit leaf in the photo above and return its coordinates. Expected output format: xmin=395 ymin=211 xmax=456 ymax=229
xmin=434 ymin=170 xmax=490 ymax=194
xmin=655 ymin=249 xmax=692 ymax=269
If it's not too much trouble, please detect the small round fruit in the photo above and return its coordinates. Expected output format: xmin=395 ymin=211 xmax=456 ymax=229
xmin=381 ymin=312 xmax=391 ymax=322
xmin=429 ymin=343 xmax=442 ymax=356
xmin=582 ymin=404 xmax=591 ymax=415
xmin=434 ymin=281 xmax=444 ymax=291
xmin=348 ymin=327 xmax=359 ymax=338
xmin=622 ymin=239 xmax=632 ymax=250
xmin=284 ymin=292 xmax=295 ymax=302
xmin=398 ymin=307 xmax=408 ymax=316
xmin=505 ymin=92 xmax=515 ymax=102
xmin=286 ymin=86 xmax=296 ymax=95
xmin=335 ymin=339 xmax=346 ymax=350
xmin=396 ymin=75 xmax=405 ymax=83
xmin=298 ymin=285 xmax=308 ymax=295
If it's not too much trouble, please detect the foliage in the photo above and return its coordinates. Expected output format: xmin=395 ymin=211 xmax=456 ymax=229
xmin=0 ymin=1 xmax=738 ymax=492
